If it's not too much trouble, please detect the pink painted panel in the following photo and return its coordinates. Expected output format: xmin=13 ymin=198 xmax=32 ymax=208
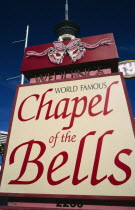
xmin=30 ymin=69 xmax=111 ymax=83
xmin=6 ymin=202 xmax=135 ymax=210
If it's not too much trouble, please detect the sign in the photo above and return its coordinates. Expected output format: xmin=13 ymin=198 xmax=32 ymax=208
xmin=20 ymin=33 xmax=118 ymax=79
xmin=119 ymin=60 xmax=135 ymax=78
xmin=0 ymin=73 xmax=135 ymax=199
xmin=30 ymin=68 xmax=111 ymax=83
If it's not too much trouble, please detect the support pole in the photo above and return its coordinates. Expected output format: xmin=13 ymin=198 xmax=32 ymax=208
xmin=21 ymin=25 xmax=29 ymax=84
xmin=65 ymin=0 xmax=69 ymax=20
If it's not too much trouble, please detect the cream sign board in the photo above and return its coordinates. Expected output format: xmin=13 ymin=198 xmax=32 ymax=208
xmin=0 ymin=73 xmax=135 ymax=199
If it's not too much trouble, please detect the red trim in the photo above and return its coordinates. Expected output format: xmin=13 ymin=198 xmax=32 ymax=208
xmin=1 ymin=192 xmax=135 ymax=200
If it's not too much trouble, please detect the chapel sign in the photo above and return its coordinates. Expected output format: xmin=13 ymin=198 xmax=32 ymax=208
xmin=0 ymin=73 xmax=135 ymax=199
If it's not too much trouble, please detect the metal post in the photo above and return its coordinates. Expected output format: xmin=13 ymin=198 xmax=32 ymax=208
xmin=65 ymin=0 xmax=69 ymax=20
xmin=21 ymin=25 xmax=29 ymax=84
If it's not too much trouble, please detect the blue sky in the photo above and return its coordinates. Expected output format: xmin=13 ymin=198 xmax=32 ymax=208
xmin=1 ymin=0 xmax=135 ymax=131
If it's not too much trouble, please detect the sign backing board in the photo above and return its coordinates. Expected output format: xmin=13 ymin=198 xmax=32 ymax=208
xmin=20 ymin=33 xmax=118 ymax=79
xmin=0 ymin=73 xmax=135 ymax=200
